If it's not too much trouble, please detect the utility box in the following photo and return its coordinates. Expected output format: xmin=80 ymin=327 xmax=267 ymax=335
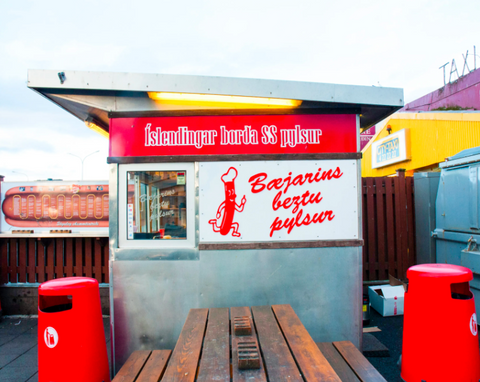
xmin=434 ymin=146 xmax=480 ymax=314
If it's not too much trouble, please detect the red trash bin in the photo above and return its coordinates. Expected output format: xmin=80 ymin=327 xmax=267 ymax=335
xmin=401 ymin=264 xmax=480 ymax=382
xmin=38 ymin=277 xmax=110 ymax=382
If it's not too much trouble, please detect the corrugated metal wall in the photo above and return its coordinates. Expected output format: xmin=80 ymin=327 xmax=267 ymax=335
xmin=362 ymin=113 xmax=480 ymax=177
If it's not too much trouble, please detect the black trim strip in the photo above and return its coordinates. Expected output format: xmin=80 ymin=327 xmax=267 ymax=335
xmin=108 ymin=107 xmax=361 ymax=119
xmin=199 ymin=240 xmax=364 ymax=251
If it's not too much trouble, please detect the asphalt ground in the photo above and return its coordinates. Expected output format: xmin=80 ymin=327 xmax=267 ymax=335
xmin=0 ymin=317 xmax=38 ymax=382
xmin=0 ymin=316 xmax=111 ymax=382
xmin=364 ymin=308 xmax=405 ymax=382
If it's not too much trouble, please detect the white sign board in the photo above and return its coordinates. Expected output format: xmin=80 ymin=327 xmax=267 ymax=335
xmin=371 ymin=129 xmax=411 ymax=169
xmin=199 ymin=160 xmax=359 ymax=242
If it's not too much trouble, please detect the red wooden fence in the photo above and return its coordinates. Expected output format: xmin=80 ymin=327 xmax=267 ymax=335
xmin=0 ymin=237 xmax=109 ymax=284
xmin=362 ymin=171 xmax=416 ymax=282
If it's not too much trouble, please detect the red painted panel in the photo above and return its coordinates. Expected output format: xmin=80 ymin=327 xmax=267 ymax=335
xmin=109 ymin=114 xmax=357 ymax=157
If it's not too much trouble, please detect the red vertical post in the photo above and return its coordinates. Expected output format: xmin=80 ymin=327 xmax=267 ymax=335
xmin=46 ymin=240 xmax=55 ymax=280
xmin=395 ymin=169 xmax=408 ymax=279
xmin=366 ymin=178 xmax=377 ymax=281
xmin=362 ymin=179 xmax=368 ymax=281
xmin=101 ymin=238 xmax=109 ymax=283
xmin=55 ymin=238 xmax=64 ymax=279
xmin=406 ymin=176 xmax=416 ymax=267
xmin=65 ymin=238 xmax=74 ymax=277
xmin=27 ymin=239 xmax=36 ymax=283
xmin=94 ymin=239 xmax=102 ymax=283
xmin=8 ymin=238 xmax=17 ymax=283
xmin=375 ymin=177 xmax=387 ymax=280
xmin=18 ymin=239 xmax=27 ymax=283
xmin=385 ymin=177 xmax=397 ymax=278
xmin=36 ymin=239 xmax=46 ymax=283
xmin=394 ymin=175 xmax=403 ymax=278
xmin=75 ymin=238 xmax=83 ymax=277
xmin=84 ymin=238 xmax=93 ymax=278
xmin=0 ymin=239 xmax=8 ymax=284
xmin=103 ymin=247 xmax=109 ymax=283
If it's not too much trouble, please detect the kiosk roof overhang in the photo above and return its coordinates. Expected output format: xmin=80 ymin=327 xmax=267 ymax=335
xmin=27 ymin=70 xmax=404 ymax=134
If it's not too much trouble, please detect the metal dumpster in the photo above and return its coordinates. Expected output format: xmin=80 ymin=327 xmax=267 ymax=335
xmin=434 ymin=146 xmax=480 ymax=314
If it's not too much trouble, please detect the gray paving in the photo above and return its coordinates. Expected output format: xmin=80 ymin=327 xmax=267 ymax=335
xmin=0 ymin=316 xmax=111 ymax=382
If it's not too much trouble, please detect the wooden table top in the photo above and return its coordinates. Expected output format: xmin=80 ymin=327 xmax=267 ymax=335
xmin=113 ymin=304 xmax=386 ymax=382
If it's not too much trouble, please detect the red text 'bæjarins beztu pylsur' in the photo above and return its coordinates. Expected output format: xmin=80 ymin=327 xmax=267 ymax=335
xmin=248 ymin=167 xmax=343 ymax=237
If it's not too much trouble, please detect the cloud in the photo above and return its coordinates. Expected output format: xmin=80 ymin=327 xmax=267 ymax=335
xmin=0 ymin=144 xmax=110 ymax=182
xmin=0 ymin=0 xmax=480 ymax=184
xmin=0 ymin=108 xmax=109 ymax=182
xmin=6 ymin=40 xmax=124 ymax=66
xmin=0 ymin=140 xmax=55 ymax=153
xmin=0 ymin=40 xmax=126 ymax=80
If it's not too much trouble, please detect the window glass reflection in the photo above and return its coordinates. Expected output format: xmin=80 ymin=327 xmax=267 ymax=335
xmin=127 ymin=171 xmax=187 ymax=240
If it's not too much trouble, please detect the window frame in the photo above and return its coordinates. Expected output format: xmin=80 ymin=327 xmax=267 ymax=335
xmin=118 ymin=162 xmax=195 ymax=249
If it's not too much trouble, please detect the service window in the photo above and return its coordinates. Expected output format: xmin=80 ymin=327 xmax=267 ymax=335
xmin=118 ymin=163 xmax=195 ymax=248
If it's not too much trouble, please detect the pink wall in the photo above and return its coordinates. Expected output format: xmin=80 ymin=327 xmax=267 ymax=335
xmin=402 ymin=68 xmax=480 ymax=112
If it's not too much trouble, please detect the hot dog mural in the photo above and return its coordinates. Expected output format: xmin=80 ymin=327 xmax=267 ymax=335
xmin=1 ymin=182 xmax=110 ymax=231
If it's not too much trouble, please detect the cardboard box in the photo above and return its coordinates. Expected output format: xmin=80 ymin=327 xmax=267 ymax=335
xmin=368 ymin=284 xmax=405 ymax=317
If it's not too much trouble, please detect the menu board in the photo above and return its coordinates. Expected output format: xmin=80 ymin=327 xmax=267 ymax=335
xmin=1 ymin=181 xmax=109 ymax=233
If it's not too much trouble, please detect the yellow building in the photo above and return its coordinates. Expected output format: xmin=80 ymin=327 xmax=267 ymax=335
xmin=361 ymin=112 xmax=480 ymax=177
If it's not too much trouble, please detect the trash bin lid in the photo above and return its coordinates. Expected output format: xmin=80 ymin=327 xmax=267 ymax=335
xmin=408 ymin=264 xmax=472 ymax=282
xmin=39 ymin=277 xmax=99 ymax=295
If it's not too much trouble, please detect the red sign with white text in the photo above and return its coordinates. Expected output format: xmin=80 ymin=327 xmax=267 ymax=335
xmin=109 ymin=114 xmax=357 ymax=157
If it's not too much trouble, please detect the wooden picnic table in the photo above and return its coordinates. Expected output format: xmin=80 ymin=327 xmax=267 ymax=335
xmin=113 ymin=304 xmax=386 ymax=382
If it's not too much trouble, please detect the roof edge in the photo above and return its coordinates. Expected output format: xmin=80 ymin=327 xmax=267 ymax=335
xmin=27 ymin=69 xmax=404 ymax=108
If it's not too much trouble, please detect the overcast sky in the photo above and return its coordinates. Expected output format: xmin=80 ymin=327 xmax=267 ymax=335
xmin=1 ymin=0 xmax=478 ymax=182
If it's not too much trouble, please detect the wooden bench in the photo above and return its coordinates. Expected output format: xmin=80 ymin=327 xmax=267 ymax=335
xmin=111 ymin=350 xmax=171 ymax=382
xmin=113 ymin=304 xmax=386 ymax=381
xmin=317 ymin=341 xmax=386 ymax=382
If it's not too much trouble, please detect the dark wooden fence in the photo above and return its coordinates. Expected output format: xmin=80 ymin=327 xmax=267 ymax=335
xmin=362 ymin=170 xmax=416 ymax=282
xmin=0 ymin=237 xmax=109 ymax=284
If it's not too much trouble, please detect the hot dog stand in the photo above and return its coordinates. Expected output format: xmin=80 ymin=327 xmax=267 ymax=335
xmin=27 ymin=70 xmax=403 ymax=373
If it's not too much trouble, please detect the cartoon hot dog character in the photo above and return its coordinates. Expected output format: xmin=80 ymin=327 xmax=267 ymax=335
xmin=2 ymin=184 xmax=109 ymax=228
xmin=209 ymin=167 xmax=246 ymax=237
